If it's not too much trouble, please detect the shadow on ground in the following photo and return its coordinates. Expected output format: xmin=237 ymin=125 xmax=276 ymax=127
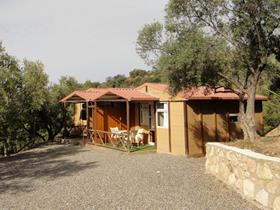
xmin=0 ymin=144 xmax=97 ymax=194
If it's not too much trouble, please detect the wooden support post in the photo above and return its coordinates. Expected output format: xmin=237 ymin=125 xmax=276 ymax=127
xmin=94 ymin=101 xmax=97 ymax=143
xmin=214 ymin=102 xmax=218 ymax=142
xmin=168 ymin=102 xmax=171 ymax=153
xmin=200 ymin=112 xmax=205 ymax=155
xmin=126 ymin=100 xmax=130 ymax=152
xmin=85 ymin=101 xmax=89 ymax=145
xmin=63 ymin=102 xmax=67 ymax=140
xmin=153 ymin=101 xmax=157 ymax=148
xmin=184 ymin=102 xmax=189 ymax=155
xmin=227 ymin=112 xmax=230 ymax=142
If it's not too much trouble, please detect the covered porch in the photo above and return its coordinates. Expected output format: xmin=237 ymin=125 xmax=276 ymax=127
xmin=61 ymin=88 xmax=159 ymax=152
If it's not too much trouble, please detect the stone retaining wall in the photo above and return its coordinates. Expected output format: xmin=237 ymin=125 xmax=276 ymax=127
xmin=206 ymin=142 xmax=280 ymax=210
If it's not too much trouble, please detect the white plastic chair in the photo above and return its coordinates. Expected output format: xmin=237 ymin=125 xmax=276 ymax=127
xmin=110 ymin=127 xmax=119 ymax=140
xmin=135 ymin=128 xmax=144 ymax=147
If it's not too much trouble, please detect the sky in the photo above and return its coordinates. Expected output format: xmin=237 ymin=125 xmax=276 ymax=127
xmin=0 ymin=0 xmax=167 ymax=83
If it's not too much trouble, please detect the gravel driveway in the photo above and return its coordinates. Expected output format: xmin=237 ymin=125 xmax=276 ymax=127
xmin=0 ymin=144 xmax=259 ymax=210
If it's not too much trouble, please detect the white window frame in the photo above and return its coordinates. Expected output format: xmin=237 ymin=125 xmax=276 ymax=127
xmin=156 ymin=102 xmax=169 ymax=128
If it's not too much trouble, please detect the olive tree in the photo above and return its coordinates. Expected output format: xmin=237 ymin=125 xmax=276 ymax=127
xmin=137 ymin=0 xmax=280 ymax=142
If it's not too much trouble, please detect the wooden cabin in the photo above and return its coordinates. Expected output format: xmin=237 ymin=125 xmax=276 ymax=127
xmin=61 ymin=83 xmax=267 ymax=156
xmin=136 ymin=83 xmax=266 ymax=156
xmin=61 ymin=88 xmax=159 ymax=145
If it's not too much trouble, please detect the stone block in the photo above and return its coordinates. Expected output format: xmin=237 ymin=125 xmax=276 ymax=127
xmin=226 ymin=151 xmax=232 ymax=160
xmin=220 ymin=163 xmax=230 ymax=181
xmin=257 ymin=163 xmax=273 ymax=180
xmin=228 ymin=173 xmax=236 ymax=186
xmin=233 ymin=166 xmax=245 ymax=179
xmin=246 ymin=158 xmax=256 ymax=173
xmin=273 ymin=197 xmax=280 ymax=210
xmin=255 ymin=189 xmax=269 ymax=207
xmin=253 ymin=179 xmax=265 ymax=192
xmin=218 ymin=150 xmax=224 ymax=157
xmin=243 ymin=179 xmax=255 ymax=199
xmin=266 ymin=180 xmax=280 ymax=194
xmin=228 ymin=153 xmax=239 ymax=166
xmin=235 ymin=179 xmax=243 ymax=190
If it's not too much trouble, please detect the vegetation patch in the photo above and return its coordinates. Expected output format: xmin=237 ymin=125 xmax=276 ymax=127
xmin=96 ymin=143 xmax=156 ymax=153
xmin=130 ymin=145 xmax=156 ymax=154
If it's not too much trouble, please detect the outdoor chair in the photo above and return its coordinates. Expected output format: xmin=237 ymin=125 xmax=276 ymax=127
xmin=123 ymin=128 xmax=145 ymax=147
xmin=110 ymin=127 xmax=120 ymax=140
xmin=135 ymin=128 xmax=144 ymax=147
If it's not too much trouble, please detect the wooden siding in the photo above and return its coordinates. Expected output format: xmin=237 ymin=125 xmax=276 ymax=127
xmin=94 ymin=102 xmax=151 ymax=131
xmin=186 ymin=100 xmax=264 ymax=156
xmin=170 ymin=102 xmax=186 ymax=155
xmin=94 ymin=102 xmax=127 ymax=131
xmin=137 ymin=86 xmax=183 ymax=101
xmin=156 ymin=128 xmax=170 ymax=153
xmin=186 ymin=102 xmax=204 ymax=156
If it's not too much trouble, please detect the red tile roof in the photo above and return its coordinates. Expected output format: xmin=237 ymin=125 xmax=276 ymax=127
xmin=99 ymin=88 xmax=159 ymax=101
xmin=61 ymin=83 xmax=267 ymax=103
xmin=178 ymin=86 xmax=267 ymax=100
xmin=136 ymin=83 xmax=267 ymax=101
xmin=60 ymin=87 xmax=159 ymax=102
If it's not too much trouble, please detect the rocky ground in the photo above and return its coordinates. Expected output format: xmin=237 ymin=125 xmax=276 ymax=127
xmin=0 ymin=144 xmax=259 ymax=210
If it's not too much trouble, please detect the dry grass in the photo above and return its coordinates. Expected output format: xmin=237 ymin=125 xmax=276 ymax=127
xmin=226 ymin=136 xmax=280 ymax=158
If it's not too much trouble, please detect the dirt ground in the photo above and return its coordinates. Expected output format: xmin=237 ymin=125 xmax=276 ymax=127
xmin=0 ymin=144 xmax=258 ymax=210
xmin=226 ymin=136 xmax=280 ymax=158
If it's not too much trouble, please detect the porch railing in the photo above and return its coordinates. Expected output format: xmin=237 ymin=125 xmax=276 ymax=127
xmin=87 ymin=129 xmax=133 ymax=152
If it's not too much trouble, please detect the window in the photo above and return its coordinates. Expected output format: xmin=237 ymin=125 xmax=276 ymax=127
xmin=157 ymin=112 xmax=165 ymax=127
xmin=156 ymin=103 xmax=164 ymax=109
xmin=140 ymin=104 xmax=149 ymax=126
xmin=80 ymin=103 xmax=87 ymax=120
xmin=156 ymin=102 xmax=168 ymax=128
xmin=229 ymin=114 xmax=238 ymax=123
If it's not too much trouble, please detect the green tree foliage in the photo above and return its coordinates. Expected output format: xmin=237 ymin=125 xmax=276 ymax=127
xmin=96 ymin=69 xmax=166 ymax=88
xmin=0 ymin=47 xmax=23 ymax=155
xmin=136 ymin=0 xmax=280 ymax=142
xmin=0 ymin=41 xmax=82 ymax=156
xmin=105 ymin=74 xmax=127 ymax=87
xmin=260 ymin=77 xmax=280 ymax=132
xmin=20 ymin=60 xmax=49 ymax=141
xmin=82 ymin=80 xmax=101 ymax=89
xmin=0 ymin=44 xmax=50 ymax=155
xmin=39 ymin=76 xmax=81 ymax=141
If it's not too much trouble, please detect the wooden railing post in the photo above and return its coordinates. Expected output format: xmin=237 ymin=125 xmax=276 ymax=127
xmin=85 ymin=101 xmax=89 ymax=145
xmin=94 ymin=101 xmax=97 ymax=144
xmin=126 ymin=100 xmax=130 ymax=153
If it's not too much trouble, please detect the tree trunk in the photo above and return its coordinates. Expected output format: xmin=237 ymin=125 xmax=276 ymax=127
xmin=48 ymin=132 xmax=55 ymax=141
xmin=3 ymin=139 xmax=8 ymax=157
xmin=239 ymin=76 xmax=258 ymax=142
xmin=46 ymin=126 xmax=56 ymax=142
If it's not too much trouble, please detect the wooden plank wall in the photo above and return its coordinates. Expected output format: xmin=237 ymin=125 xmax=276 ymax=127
xmin=186 ymin=101 xmax=204 ymax=156
xmin=156 ymin=128 xmax=170 ymax=153
xmin=94 ymin=102 xmax=126 ymax=131
xmin=186 ymin=100 xmax=264 ymax=156
xmin=169 ymin=102 xmax=186 ymax=155
xmin=92 ymin=102 xmax=141 ymax=132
